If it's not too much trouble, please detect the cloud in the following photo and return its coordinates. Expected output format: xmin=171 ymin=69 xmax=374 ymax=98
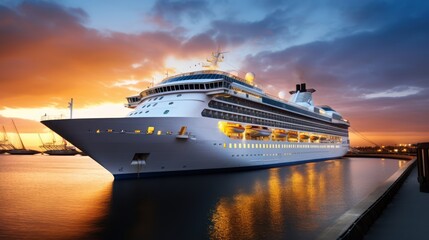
xmin=0 ymin=1 xmax=213 ymax=109
xmin=241 ymin=10 xmax=429 ymax=135
xmin=147 ymin=0 xmax=212 ymax=28
xmin=362 ymin=86 xmax=423 ymax=99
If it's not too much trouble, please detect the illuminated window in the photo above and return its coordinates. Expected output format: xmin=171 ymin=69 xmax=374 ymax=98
xmin=229 ymin=143 xmax=232 ymax=148
xmin=96 ymin=129 xmax=100 ymax=134
xmin=223 ymin=143 xmax=226 ymax=148
xmin=134 ymin=130 xmax=141 ymax=133
xmin=252 ymin=144 xmax=254 ymax=148
xmin=166 ymin=131 xmax=172 ymax=135
xmin=107 ymin=129 xmax=113 ymax=133
xmin=239 ymin=144 xmax=242 ymax=148
xmin=234 ymin=143 xmax=237 ymax=148
xmin=157 ymin=130 xmax=162 ymax=135
xmin=147 ymin=126 xmax=155 ymax=134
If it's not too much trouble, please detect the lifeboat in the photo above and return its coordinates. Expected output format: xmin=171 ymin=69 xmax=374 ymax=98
xmin=225 ymin=123 xmax=245 ymax=134
xmin=273 ymin=129 xmax=287 ymax=138
xmin=310 ymin=135 xmax=320 ymax=141
xmin=320 ymin=136 xmax=327 ymax=141
xmin=300 ymin=133 xmax=310 ymax=140
xmin=245 ymin=126 xmax=272 ymax=137
xmin=287 ymin=131 xmax=298 ymax=138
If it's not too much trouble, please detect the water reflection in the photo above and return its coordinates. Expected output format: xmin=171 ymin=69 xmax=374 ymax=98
xmin=0 ymin=155 xmax=112 ymax=240
xmin=0 ymin=156 xmax=407 ymax=240
xmin=98 ymin=158 xmax=406 ymax=240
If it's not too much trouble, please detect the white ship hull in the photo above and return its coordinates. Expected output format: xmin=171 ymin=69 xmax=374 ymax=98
xmin=42 ymin=117 xmax=348 ymax=179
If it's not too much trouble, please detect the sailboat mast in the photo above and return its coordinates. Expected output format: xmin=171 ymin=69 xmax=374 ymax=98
xmin=12 ymin=119 xmax=25 ymax=149
xmin=1 ymin=125 xmax=7 ymax=141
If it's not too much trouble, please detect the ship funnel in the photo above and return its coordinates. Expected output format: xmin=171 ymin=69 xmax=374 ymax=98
xmin=296 ymin=84 xmax=301 ymax=92
xmin=300 ymin=83 xmax=306 ymax=92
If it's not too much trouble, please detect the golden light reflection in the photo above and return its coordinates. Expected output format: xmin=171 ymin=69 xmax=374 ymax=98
xmin=209 ymin=160 xmax=347 ymax=239
xmin=0 ymin=155 xmax=113 ymax=239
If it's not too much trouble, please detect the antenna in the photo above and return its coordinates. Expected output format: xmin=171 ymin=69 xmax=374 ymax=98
xmin=68 ymin=98 xmax=73 ymax=119
xmin=203 ymin=47 xmax=228 ymax=70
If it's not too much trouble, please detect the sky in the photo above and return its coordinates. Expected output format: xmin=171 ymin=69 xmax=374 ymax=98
xmin=0 ymin=0 xmax=428 ymax=147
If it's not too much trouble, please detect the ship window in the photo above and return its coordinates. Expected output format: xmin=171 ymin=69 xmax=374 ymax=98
xmin=139 ymin=111 xmax=142 ymax=114
xmin=229 ymin=143 xmax=232 ymax=148
xmin=169 ymin=102 xmax=174 ymax=105
xmin=166 ymin=131 xmax=172 ymax=135
xmin=157 ymin=130 xmax=162 ymax=135
xmin=154 ymin=97 xmax=158 ymax=101
xmin=175 ymin=85 xmax=179 ymax=90
xmin=185 ymin=85 xmax=189 ymax=90
xmin=177 ymin=94 xmax=182 ymax=97
xmin=190 ymin=84 xmax=195 ymax=89
xmin=234 ymin=143 xmax=237 ymax=148
xmin=147 ymin=126 xmax=155 ymax=134
xmin=163 ymin=110 xmax=169 ymax=114
xmin=96 ymin=129 xmax=101 ymax=134
xmin=180 ymin=85 xmax=184 ymax=90
xmin=147 ymin=104 xmax=151 ymax=107
xmin=223 ymin=143 xmax=226 ymax=148
xmin=210 ymin=83 xmax=214 ymax=88
xmin=145 ymin=111 xmax=149 ymax=113
xmin=200 ymin=84 xmax=204 ymax=89
xmin=153 ymin=103 xmax=158 ymax=106
xmin=135 ymin=129 xmax=141 ymax=133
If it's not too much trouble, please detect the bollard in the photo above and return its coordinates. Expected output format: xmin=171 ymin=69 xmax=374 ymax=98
xmin=417 ymin=142 xmax=429 ymax=192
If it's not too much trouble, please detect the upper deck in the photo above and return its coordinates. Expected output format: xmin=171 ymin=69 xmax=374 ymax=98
xmin=125 ymin=70 xmax=349 ymax=126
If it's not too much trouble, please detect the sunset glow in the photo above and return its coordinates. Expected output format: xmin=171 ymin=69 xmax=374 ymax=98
xmin=1 ymin=0 xmax=428 ymax=147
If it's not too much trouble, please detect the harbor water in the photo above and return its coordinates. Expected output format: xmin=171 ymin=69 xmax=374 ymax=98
xmin=0 ymin=155 xmax=407 ymax=240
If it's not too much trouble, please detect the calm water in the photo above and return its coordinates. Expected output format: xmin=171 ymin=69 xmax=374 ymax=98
xmin=0 ymin=155 xmax=406 ymax=240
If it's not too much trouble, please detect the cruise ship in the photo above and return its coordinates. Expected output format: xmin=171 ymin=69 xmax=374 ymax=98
xmin=42 ymin=52 xmax=350 ymax=179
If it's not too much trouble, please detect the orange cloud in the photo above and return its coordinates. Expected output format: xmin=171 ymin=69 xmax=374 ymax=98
xmin=0 ymin=1 xmax=215 ymax=109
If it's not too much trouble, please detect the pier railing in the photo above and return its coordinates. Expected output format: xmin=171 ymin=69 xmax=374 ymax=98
xmin=40 ymin=114 xmax=67 ymax=121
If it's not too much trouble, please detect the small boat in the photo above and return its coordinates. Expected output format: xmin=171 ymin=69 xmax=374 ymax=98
xmin=320 ymin=136 xmax=328 ymax=141
xmin=245 ymin=126 xmax=272 ymax=137
xmin=273 ymin=129 xmax=287 ymax=138
xmin=299 ymin=133 xmax=310 ymax=140
xmin=44 ymin=149 xmax=80 ymax=156
xmin=225 ymin=123 xmax=245 ymax=134
xmin=287 ymin=131 xmax=299 ymax=142
xmin=6 ymin=120 xmax=40 ymax=155
xmin=39 ymin=133 xmax=79 ymax=156
xmin=7 ymin=149 xmax=40 ymax=155
xmin=310 ymin=135 xmax=320 ymax=141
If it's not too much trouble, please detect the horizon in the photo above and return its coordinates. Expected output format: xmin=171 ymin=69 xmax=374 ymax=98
xmin=1 ymin=0 xmax=428 ymax=147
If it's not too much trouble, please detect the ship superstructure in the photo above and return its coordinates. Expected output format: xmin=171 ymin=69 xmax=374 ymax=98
xmin=42 ymin=53 xmax=349 ymax=179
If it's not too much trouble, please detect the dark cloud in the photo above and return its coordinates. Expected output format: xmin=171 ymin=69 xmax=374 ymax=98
xmin=210 ymin=9 xmax=293 ymax=46
xmin=242 ymin=12 xmax=429 ymax=134
xmin=147 ymin=0 xmax=212 ymax=28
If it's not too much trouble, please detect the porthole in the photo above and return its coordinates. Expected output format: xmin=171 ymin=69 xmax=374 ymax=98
xmin=145 ymin=110 xmax=149 ymax=113
xmin=153 ymin=103 xmax=158 ymax=106
xmin=159 ymin=96 xmax=164 ymax=100
xmin=163 ymin=110 xmax=170 ymax=114
xmin=177 ymin=94 xmax=182 ymax=97
xmin=169 ymin=102 xmax=174 ymax=105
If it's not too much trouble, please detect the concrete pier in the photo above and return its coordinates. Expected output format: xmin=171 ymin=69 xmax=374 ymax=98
xmin=319 ymin=155 xmax=417 ymax=239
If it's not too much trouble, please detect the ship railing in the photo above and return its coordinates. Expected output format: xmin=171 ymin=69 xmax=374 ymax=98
xmin=41 ymin=114 xmax=67 ymax=121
